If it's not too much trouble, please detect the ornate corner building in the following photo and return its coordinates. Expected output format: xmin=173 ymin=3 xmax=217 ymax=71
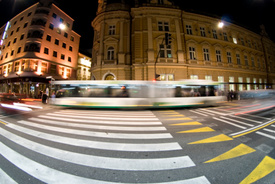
xmin=0 ymin=0 xmax=80 ymax=97
xmin=92 ymin=0 xmax=275 ymax=90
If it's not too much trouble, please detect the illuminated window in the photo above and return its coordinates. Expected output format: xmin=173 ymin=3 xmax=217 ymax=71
xmin=41 ymin=62 xmax=47 ymax=73
xmin=159 ymin=44 xmax=172 ymax=58
xmin=14 ymin=61 xmax=20 ymax=72
xmin=205 ymin=76 xmax=212 ymax=80
xmin=233 ymin=37 xmax=238 ymax=44
xmin=30 ymin=60 xmax=38 ymax=71
xmin=105 ymin=74 xmax=115 ymax=80
xmin=190 ymin=75 xmax=198 ymax=80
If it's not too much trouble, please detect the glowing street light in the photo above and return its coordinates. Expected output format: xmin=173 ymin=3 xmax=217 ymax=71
xmin=59 ymin=23 xmax=66 ymax=30
xmin=218 ymin=21 xmax=224 ymax=28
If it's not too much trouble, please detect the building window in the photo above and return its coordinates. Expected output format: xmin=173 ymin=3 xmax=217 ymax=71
xmin=223 ymin=32 xmax=228 ymax=41
xmin=229 ymin=76 xmax=234 ymax=91
xmin=49 ymin=23 xmax=54 ymax=30
xmin=14 ymin=61 xmax=20 ymax=72
xmin=216 ymin=50 xmax=222 ymax=62
xmin=186 ymin=25 xmax=192 ymax=35
xmin=20 ymin=34 xmax=24 ymax=40
xmin=70 ymin=36 xmax=74 ymax=41
xmin=11 ymin=50 xmax=14 ymax=56
xmin=238 ymin=77 xmax=243 ymax=91
xmin=227 ymin=52 xmax=232 ymax=63
xmin=52 ymin=13 xmax=57 ymax=18
xmin=212 ymin=30 xmax=217 ymax=39
xmin=21 ymin=60 xmax=27 ymax=71
xmin=30 ymin=60 xmax=38 ymax=71
xmin=17 ymin=47 xmax=21 ymax=53
xmin=41 ymin=62 xmax=47 ymax=73
xmin=109 ymin=25 xmax=115 ymax=35
xmin=68 ymin=57 xmax=72 ymax=62
xmin=44 ymin=47 xmax=49 ymax=54
xmin=190 ymin=75 xmax=198 ymax=80
xmin=62 ymin=43 xmax=66 ymax=48
xmin=53 ymin=51 xmax=57 ymax=57
xmin=160 ymin=74 xmax=174 ymax=81
xmin=61 ymin=54 xmax=65 ymax=60
xmin=159 ymin=44 xmax=172 ymax=58
xmin=23 ymin=22 xmax=28 ymax=28
xmin=189 ymin=47 xmax=196 ymax=60
xmin=69 ymin=46 xmax=73 ymax=51
xmin=55 ymin=39 xmax=59 ymax=45
xmin=46 ymin=35 xmax=51 ymax=42
xmin=13 ymin=38 xmax=17 ymax=44
xmin=251 ymin=57 xmax=255 ymax=67
xmin=236 ymin=54 xmax=241 ymax=65
xmin=257 ymin=58 xmax=260 ymax=68
xmin=244 ymin=55 xmax=248 ymax=66
xmin=233 ymin=37 xmax=238 ymax=44
xmin=218 ymin=76 xmax=224 ymax=90
xmin=205 ymin=75 xmax=212 ymax=80
xmin=200 ymin=27 xmax=206 ymax=37
xmin=158 ymin=21 xmax=169 ymax=31
xmin=246 ymin=78 xmax=251 ymax=90
xmin=64 ymin=32 xmax=68 ymax=38
xmin=240 ymin=38 xmax=245 ymax=46
xmin=203 ymin=48 xmax=210 ymax=61
xmin=107 ymin=47 xmax=114 ymax=60
xmin=105 ymin=74 xmax=115 ymax=80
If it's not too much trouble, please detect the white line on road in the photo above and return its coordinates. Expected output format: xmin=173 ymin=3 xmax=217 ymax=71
xmin=199 ymin=108 xmax=228 ymax=116
xmin=263 ymin=128 xmax=275 ymax=134
xmin=0 ymin=129 xmax=195 ymax=171
xmin=228 ymin=115 xmax=262 ymax=124
xmin=33 ymin=117 xmax=166 ymax=131
xmin=256 ymin=131 xmax=275 ymax=140
xmin=9 ymin=123 xmax=181 ymax=152
xmin=18 ymin=119 xmax=171 ymax=139
xmin=219 ymin=116 xmax=254 ymax=127
xmin=213 ymin=117 xmax=247 ymax=129
xmin=37 ymin=115 xmax=162 ymax=125
xmin=189 ymin=110 xmax=209 ymax=117
xmin=0 ymin=168 xmax=18 ymax=184
xmin=0 ymin=142 xmax=116 ymax=184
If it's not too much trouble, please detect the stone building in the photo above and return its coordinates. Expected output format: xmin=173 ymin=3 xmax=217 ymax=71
xmin=0 ymin=0 xmax=80 ymax=97
xmin=91 ymin=0 xmax=275 ymax=90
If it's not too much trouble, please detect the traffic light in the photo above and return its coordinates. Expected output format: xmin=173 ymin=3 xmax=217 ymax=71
xmin=165 ymin=32 xmax=172 ymax=45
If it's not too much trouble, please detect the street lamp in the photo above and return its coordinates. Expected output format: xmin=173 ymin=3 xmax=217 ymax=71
xmin=218 ymin=21 xmax=224 ymax=28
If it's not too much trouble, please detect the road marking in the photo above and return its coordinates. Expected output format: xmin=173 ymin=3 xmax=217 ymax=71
xmin=239 ymin=156 xmax=275 ymax=184
xmin=263 ymin=128 xmax=275 ymax=133
xmin=18 ymin=120 xmax=169 ymax=139
xmin=8 ymin=123 xmax=181 ymax=152
xmin=213 ymin=117 xmax=247 ymax=129
xmin=178 ymin=127 xmax=215 ymax=133
xmin=230 ymin=119 xmax=275 ymax=138
xmin=37 ymin=115 xmax=162 ymax=125
xmin=30 ymin=118 xmax=166 ymax=132
xmin=199 ymin=109 xmax=227 ymax=116
xmin=188 ymin=134 xmax=233 ymax=144
xmin=46 ymin=113 xmax=159 ymax=121
xmin=171 ymin=122 xmax=202 ymax=126
xmin=0 ymin=168 xmax=17 ymax=184
xmin=190 ymin=110 xmax=208 ymax=117
xmin=165 ymin=114 xmax=185 ymax=117
xmin=256 ymin=131 xmax=275 ymax=140
xmin=224 ymin=104 xmax=261 ymax=110
xmin=204 ymin=144 xmax=256 ymax=163
xmin=0 ymin=120 xmax=7 ymax=125
xmin=219 ymin=116 xmax=254 ymax=127
xmin=0 ymin=142 xmax=118 ymax=184
xmin=228 ymin=115 xmax=262 ymax=124
xmin=166 ymin=118 xmax=192 ymax=121
xmin=0 ymin=129 xmax=195 ymax=171
xmin=235 ymin=105 xmax=275 ymax=115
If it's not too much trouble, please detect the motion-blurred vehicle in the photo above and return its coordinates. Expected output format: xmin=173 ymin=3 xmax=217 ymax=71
xmin=52 ymin=80 xmax=226 ymax=109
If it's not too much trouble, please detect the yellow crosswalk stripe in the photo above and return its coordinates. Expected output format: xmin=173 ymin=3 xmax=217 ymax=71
xmin=171 ymin=122 xmax=202 ymax=126
xmin=204 ymin=144 xmax=256 ymax=163
xmin=165 ymin=115 xmax=185 ymax=117
xmin=166 ymin=118 xmax=192 ymax=121
xmin=178 ymin=127 xmax=215 ymax=133
xmin=239 ymin=156 xmax=275 ymax=184
xmin=188 ymin=134 xmax=233 ymax=144
xmin=0 ymin=121 xmax=7 ymax=125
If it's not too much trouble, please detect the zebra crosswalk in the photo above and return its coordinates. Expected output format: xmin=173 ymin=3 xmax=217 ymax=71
xmin=0 ymin=109 xmax=210 ymax=183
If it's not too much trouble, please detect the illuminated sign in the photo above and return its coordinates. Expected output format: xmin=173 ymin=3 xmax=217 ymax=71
xmin=80 ymin=58 xmax=91 ymax=67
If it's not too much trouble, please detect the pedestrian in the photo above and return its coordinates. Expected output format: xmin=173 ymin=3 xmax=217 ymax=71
xmin=42 ymin=91 xmax=47 ymax=104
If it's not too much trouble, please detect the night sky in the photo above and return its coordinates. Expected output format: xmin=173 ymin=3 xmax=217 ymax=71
xmin=0 ymin=0 xmax=275 ymax=51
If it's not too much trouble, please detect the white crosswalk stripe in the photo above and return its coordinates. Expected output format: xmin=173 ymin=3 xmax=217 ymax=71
xmin=0 ymin=109 xmax=210 ymax=183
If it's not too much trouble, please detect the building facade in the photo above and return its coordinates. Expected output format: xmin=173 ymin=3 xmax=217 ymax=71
xmin=77 ymin=53 xmax=92 ymax=80
xmin=0 ymin=0 xmax=80 ymax=97
xmin=92 ymin=0 xmax=275 ymax=90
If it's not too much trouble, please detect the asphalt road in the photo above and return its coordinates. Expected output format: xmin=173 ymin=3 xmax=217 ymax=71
xmin=0 ymin=98 xmax=274 ymax=184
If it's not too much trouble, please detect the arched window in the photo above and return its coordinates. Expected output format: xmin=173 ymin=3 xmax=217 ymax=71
xmin=107 ymin=47 xmax=114 ymax=60
xmin=105 ymin=74 xmax=115 ymax=80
